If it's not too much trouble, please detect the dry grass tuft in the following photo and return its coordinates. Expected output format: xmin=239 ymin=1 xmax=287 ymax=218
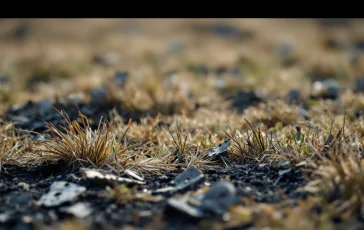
xmin=37 ymin=110 xmax=125 ymax=170
xmin=0 ymin=121 xmax=24 ymax=172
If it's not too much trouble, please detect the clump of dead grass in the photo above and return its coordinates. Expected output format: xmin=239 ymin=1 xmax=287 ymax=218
xmin=35 ymin=110 xmax=179 ymax=175
xmin=36 ymin=110 xmax=126 ymax=170
xmin=301 ymin=142 xmax=364 ymax=222
xmin=0 ymin=121 xmax=24 ymax=172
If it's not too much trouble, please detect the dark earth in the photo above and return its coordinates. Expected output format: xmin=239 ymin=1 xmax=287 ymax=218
xmin=0 ymin=162 xmax=307 ymax=230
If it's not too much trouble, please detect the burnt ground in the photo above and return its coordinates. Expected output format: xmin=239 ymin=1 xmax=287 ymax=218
xmin=0 ymin=161 xmax=307 ymax=230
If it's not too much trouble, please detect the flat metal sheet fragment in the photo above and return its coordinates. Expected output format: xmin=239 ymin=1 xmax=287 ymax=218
xmin=124 ymin=169 xmax=144 ymax=181
xmin=60 ymin=202 xmax=93 ymax=218
xmin=37 ymin=181 xmax=86 ymax=207
xmin=152 ymin=186 xmax=176 ymax=195
xmin=80 ymin=168 xmax=145 ymax=185
xmin=200 ymin=180 xmax=238 ymax=215
xmin=171 ymin=166 xmax=205 ymax=191
xmin=165 ymin=180 xmax=238 ymax=219
xmin=166 ymin=197 xmax=205 ymax=219
xmin=278 ymin=168 xmax=292 ymax=176
xmin=207 ymin=139 xmax=231 ymax=158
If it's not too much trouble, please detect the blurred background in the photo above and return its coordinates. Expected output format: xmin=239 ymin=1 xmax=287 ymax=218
xmin=1 ymin=18 xmax=364 ymax=108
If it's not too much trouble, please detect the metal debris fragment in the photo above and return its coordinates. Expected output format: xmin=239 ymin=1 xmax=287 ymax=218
xmin=0 ymin=212 xmax=12 ymax=223
xmin=206 ymin=140 xmax=231 ymax=167
xmin=124 ymin=169 xmax=144 ymax=181
xmin=166 ymin=180 xmax=238 ymax=219
xmin=171 ymin=166 xmax=205 ymax=191
xmin=207 ymin=140 xmax=231 ymax=158
xmin=37 ymin=181 xmax=86 ymax=207
xmin=80 ymin=168 xmax=145 ymax=185
xmin=152 ymin=186 xmax=176 ymax=195
xmin=198 ymin=180 xmax=238 ymax=216
xmin=60 ymin=202 xmax=93 ymax=218
xmin=278 ymin=168 xmax=292 ymax=176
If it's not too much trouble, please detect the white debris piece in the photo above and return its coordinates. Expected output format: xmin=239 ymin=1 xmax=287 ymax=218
xmin=60 ymin=202 xmax=93 ymax=218
xmin=37 ymin=181 xmax=86 ymax=207
xmin=80 ymin=168 xmax=145 ymax=185
xmin=125 ymin=169 xmax=144 ymax=181
xmin=207 ymin=139 xmax=231 ymax=158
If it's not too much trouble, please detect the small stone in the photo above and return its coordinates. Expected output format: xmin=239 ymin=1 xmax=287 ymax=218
xmin=0 ymin=75 xmax=10 ymax=84
xmin=157 ymin=175 xmax=169 ymax=182
xmin=17 ymin=182 xmax=30 ymax=191
xmin=287 ymin=89 xmax=301 ymax=104
xmin=355 ymin=77 xmax=364 ymax=92
xmin=93 ymin=52 xmax=120 ymax=66
xmin=113 ymin=71 xmax=128 ymax=88
xmin=312 ymin=79 xmax=340 ymax=100
xmin=212 ymin=23 xmax=240 ymax=38
xmin=231 ymin=91 xmax=261 ymax=113
xmin=91 ymin=88 xmax=106 ymax=101
xmin=231 ymin=67 xmax=242 ymax=76
xmin=167 ymin=39 xmax=185 ymax=53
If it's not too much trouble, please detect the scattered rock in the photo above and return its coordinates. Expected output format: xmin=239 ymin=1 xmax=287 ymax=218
xmin=6 ymin=192 xmax=31 ymax=210
xmin=355 ymin=77 xmax=364 ymax=92
xmin=311 ymin=79 xmax=340 ymax=100
xmin=93 ymin=52 xmax=120 ymax=67
xmin=13 ymin=23 xmax=30 ymax=39
xmin=355 ymin=109 xmax=363 ymax=118
xmin=37 ymin=181 xmax=86 ymax=207
xmin=212 ymin=23 xmax=240 ymax=38
xmin=276 ymin=43 xmax=299 ymax=67
xmin=324 ymin=38 xmax=348 ymax=50
xmin=355 ymin=40 xmax=364 ymax=52
xmin=231 ymin=91 xmax=262 ymax=113
xmin=91 ymin=87 xmax=106 ymax=101
xmin=167 ymin=39 xmax=185 ymax=53
xmin=80 ymin=168 xmax=146 ymax=185
xmin=231 ymin=67 xmax=242 ymax=76
xmin=287 ymin=89 xmax=301 ymax=105
xmin=112 ymin=71 xmax=128 ymax=88
xmin=0 ymin=75 xmax=10 ymax=84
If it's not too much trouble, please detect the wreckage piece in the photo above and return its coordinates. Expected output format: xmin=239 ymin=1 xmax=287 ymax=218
xmin=206 ymin=140 xmax=231 ymax=167
xmin=198 ymin=180 xmax=238 ymax=216
xmin=60 ymin=202 xmax=93 ymax=218
xmin=80 ymin=168 xmax=145 ymax=185
xmin=165 ymin=180 xmax=239 ymax=220
xmin=207 ymin=140 xmax=231 ymax=158
xmin=171 ymin=166 xmax=205 ymax=191
xmin=37 ymin=181 xmax=86 ymax=207
xmin=124 ymin=169 xmax=144 ymax=182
